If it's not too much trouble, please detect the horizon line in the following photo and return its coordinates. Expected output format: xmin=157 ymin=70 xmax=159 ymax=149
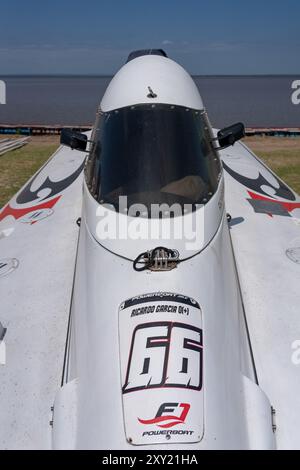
xmin=1 ymin=73 xmax=300 ymax=78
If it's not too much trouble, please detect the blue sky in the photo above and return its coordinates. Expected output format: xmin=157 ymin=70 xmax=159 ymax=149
xmin=1 ymin=0 xmax=299 ymax=75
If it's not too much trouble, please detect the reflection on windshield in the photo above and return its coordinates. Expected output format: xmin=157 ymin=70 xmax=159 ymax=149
xmin=86 ymin=104 xmax=221 ymax=215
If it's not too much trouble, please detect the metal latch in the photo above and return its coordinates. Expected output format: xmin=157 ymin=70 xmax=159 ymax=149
xmin=133 ymin=247 xmax=180 ymax=272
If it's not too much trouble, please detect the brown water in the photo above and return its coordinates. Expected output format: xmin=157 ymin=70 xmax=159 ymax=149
xmin=0 ymin=75 xmax=299 ymax=128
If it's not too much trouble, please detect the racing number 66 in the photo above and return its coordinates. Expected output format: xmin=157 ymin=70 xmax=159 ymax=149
xmin=122 ymin=321 xmax=203 ymax=393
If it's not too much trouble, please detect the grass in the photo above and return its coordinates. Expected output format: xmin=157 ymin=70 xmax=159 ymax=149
xmin=0 ymin=135 xmax=299 ymax=209
xmin=0 ymin=137 xmax=59 ymax=207
xmin=243 ymin=137 xmax=300 ymax=195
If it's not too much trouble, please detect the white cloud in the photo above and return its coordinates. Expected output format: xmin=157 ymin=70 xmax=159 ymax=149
xmin=162 ymin=40 xmax=173 ymax=46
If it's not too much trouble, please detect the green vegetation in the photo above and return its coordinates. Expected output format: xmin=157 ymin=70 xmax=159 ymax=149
xmin=251 ymin=149 xmax=300 ymax=195
xmin=0 ymin=139 xmax=59 ymax=207
xmin=243 ymin=137 xmax=300 ymax=195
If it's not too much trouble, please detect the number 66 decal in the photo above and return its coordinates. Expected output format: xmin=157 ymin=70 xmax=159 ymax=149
xmin=122 ymin=321 xmax=203 ymax=394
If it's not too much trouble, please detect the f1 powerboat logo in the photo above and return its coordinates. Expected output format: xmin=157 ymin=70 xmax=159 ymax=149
xmin=138 ymin=402 xmax=190 ymax=429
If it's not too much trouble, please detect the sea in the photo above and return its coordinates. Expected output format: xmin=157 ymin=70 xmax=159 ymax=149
xmin=0 ymin=75 xmax=299 ymax=128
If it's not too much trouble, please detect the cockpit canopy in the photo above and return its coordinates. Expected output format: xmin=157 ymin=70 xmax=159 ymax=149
xmin=85 ymin=103 xmax=222 ymax=215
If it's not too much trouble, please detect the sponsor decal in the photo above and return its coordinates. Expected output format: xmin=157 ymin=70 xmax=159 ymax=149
xmin=0 ymin=258 xmax=19 ymax=277
xmin=0 ymin=198 xmax=59 ymax=223
xmin=141 ymin=429 xmax=194 ymax=438
xmin=247 ymin=191 xmax=300 ymax=217
xmin=223 ymin=162 xmax=300 ymax=217
xmin=286 ymin=247 xmax=300 ymax=264
xmin=18 ymin=208 xmax=54 ymax=224
xmin=120 ymin=292 xmax=200 ymax=310
xmin=138 ymin=402 xmax=190 ymax=428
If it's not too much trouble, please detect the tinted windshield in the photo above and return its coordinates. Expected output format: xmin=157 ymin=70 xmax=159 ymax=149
xmin=86 ymin=104 xmax=221 ymax=212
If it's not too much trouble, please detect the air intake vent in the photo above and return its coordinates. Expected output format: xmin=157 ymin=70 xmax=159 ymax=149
xmin=126 ymin=49 xmax=168 ymax=63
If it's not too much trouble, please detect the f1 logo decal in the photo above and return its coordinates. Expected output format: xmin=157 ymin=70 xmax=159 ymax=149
xmin=138 ymin=402 xmax=190 ymax=428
